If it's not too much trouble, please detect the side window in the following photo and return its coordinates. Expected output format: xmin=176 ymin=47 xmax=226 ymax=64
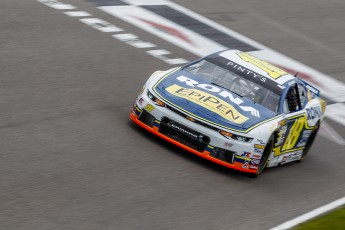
xmin=283 ymin=99 xmax=289 ymax=113
xmin=297 ymin=84 xmax=307 ymax=107
xmin=285 ymin=85 xmax=300 ymax=113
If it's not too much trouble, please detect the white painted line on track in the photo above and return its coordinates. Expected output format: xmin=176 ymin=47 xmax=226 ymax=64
xmin=113 ymin=33 xmax=156 ymax=48
xmin=64 ymin=11 xmax=92 ymax=17
xmin=37 ymin=0 xmax=76 ymax=10
xmin=269 ymin=196 xmax=345 ymax=230
xmin=79 ymin=18 xmax=123 ymax=32
xmin=146 ymin=49 xmax=188 ymax=65
xmin=99 ymin=5 xmax=228 ymax=57
xmin=319 ymin=121 xmax=345 ymax=146
xmin=37 ymin=0 xmax=188 ymax=65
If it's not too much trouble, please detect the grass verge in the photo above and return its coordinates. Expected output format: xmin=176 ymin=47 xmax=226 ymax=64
xmin=293 ymin=206 xmax=345 ymax=230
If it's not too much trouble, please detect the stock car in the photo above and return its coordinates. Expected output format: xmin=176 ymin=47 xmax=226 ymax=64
xmin=130 ymin=49 xmax=326 ymax=176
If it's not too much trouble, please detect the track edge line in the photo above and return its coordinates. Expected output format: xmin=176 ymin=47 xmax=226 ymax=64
xmin=269 ymin=196 xmax=345 ymax=230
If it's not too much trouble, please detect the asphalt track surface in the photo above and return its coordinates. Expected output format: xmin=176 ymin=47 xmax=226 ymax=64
xmin=1 ymin=0 xmax=345 ymax=229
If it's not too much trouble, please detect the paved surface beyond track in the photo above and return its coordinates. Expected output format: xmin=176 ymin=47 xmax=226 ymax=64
xmin=1 ymin=1 xmax=344 ymax=229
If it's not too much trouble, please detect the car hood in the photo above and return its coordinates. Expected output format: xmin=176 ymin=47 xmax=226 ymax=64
xmin=152 ymin=69 xmax=277 ymax=132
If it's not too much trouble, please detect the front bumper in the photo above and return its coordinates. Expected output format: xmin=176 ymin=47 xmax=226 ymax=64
xmin=130 ymin=100 xmax=258 ymax=174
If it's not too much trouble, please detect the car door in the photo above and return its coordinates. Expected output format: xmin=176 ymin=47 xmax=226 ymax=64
xmin=273 ymin=83 xmax=310 ymax=158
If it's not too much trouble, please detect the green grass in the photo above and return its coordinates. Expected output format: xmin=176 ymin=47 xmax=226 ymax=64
xmin=294 ymin=206 xmax=345 ymax=230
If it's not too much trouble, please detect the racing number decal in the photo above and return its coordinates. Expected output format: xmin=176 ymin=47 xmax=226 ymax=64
xmin=273 ymin=116 xmax=307 ymax=156
xmin=238 ymin=52 xmax=287 ymax=79
xmin=281 ymin=117 xmax=305 ymax=151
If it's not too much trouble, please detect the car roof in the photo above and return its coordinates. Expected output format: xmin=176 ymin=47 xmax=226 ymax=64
xmin=200 ymin=49 xmax=292 ymax=96
xmin=212 ymin=49 xmax=295 ymax=86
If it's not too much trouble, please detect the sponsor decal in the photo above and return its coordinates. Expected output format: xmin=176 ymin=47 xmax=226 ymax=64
xmin=277 ymin=125 xmax=288 ymax=146
xmin=256 ymin=139 xmax=266 ymax=145
xmin=254 ymin=144 xmax=265 ymax=149
xmin=289 ymin=151 xmax=303 ymax=161
xmin=281 ymin=150 xmax=303 ymax=164
xmin=224 ymin=142 xmax=233 ymax=147
xmin=238 ymin=151 xmax=263 ymax=160
xmin=306 ymin=106 xmax=322 ymax=120
xmin=240 ymin=152 xmax=251 ymax=158
xmin=254 ymin=148 xmax=263 ymax=154
xmin=252 ymin=153 xmax=262 ymax=159
xmin=166 ymin=84 xmax=249 ymax=124
xmin=176 ymin=75 xmax=260 ymax=117
xmin=254 ymin=143 xmax=265 ymax=154
xmin=223 ymin=60 xmax=267 ymax=83
xmin=242 ymin=161 xmax=249 ymax=169
xmin=251 ymin=159 xmax=260 ymax=165
xmin=249 ymin=165 xmax=258 ymax=170
xmin=296 ymin=130 xmax=312 ymax=148
xmin=282 ymin=156 xmax=288 ymax=162
xmin=170 ymin=123 xmax=198 ymax=140
xmin=144 ymin=104 xmax=155 ymax=112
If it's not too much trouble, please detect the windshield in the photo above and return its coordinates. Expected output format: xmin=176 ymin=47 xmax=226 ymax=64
xmin=184 ymin=59 xmax=280 ymax=112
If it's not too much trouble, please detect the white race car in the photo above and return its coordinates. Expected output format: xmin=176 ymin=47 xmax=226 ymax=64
xmin=130 ymin=50 xmax=326 ymax=176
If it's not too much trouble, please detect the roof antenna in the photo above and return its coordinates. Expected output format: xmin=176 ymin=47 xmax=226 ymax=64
xmin=295 ymin=72 xmax=299 ymax=77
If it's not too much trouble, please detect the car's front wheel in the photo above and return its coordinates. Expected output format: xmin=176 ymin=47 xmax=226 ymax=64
xmin=252 ymin=135 xmax=274 ymax=177
xmin=300 ymin=123 xmax=320 ymax=161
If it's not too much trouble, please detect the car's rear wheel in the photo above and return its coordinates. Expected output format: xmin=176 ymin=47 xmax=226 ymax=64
xmin=300 ymin=123 xmax=320 ymax=161
xmin=251 ymin=135 xmax=274 ymax=177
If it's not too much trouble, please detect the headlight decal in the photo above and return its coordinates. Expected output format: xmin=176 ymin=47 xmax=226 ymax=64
xmin=219 ymin=130 xmax=253 ymax=143
xmin=147 ymin=90 xmax=166 ymax=107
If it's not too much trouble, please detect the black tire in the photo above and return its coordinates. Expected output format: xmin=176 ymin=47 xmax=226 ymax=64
xmin=300 ymin=123 xmax=320 ymax=161
xmin=252 ymin=135 xmax=274 ymax=177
